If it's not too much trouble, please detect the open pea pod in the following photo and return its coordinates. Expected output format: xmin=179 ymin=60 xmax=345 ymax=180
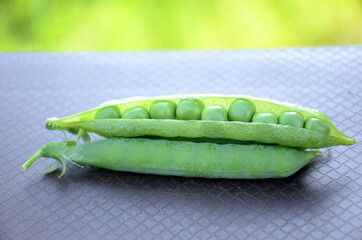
xmin=45 ymin=94 xmax=356 ymax=149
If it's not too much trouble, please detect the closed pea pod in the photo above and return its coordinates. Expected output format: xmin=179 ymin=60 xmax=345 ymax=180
xmin=23 ymin=138 xmax=321 ymax=179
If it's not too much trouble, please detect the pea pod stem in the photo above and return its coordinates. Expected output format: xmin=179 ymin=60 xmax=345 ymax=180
xmin=23 ymin=149 xmax=43 ymax=171
xmin=23 ymin=138 xmax=321 ymax=179
xmin=23 ymin=141 xmax=77 ymax=178
xmin=23 ymin=149 xmax=66 ymax=178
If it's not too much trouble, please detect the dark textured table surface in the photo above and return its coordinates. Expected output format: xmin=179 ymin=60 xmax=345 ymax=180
xmin=0 ymin=47 xmax=361 ymax=240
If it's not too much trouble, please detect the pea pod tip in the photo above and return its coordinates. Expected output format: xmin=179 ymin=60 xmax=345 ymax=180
xmin=45 ymin=118 xmax=56 ymax=130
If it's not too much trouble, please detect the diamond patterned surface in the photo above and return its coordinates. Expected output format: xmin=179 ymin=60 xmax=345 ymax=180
xmin=0 ymin=47 xmax=361 ymax=240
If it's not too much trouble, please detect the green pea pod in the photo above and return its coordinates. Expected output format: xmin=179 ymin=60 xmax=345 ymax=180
xmin=45 ymin=94 xmax=356 ymax=149
xmin=23 ymin=138 xmax=321 ymax=179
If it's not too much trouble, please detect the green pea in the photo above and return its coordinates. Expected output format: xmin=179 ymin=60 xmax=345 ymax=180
xmin=176 ymin=99 xmax=204 ymax=120
xmin=149 ymin=100 xmax=176 ymax=119
xmin=228 ymin=99 xmax=256 ymax=122
xmin=304 ymin=117 xmax=330 ymax=134
xmin=94 ymin=106 xmax=121 ymax=119
xmin=279 ymin=111 xmax=304 ymax=128
xmin=122 ymin=106 xmax=149 ymax=119
xmin=252 ymin=112 xmax=278 ymax=124
xmin=201 ymin=105 xmax=228 ymax=121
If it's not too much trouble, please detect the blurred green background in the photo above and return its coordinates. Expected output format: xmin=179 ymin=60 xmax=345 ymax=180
xmin=1 ymin=0 xmax=361 ymax=51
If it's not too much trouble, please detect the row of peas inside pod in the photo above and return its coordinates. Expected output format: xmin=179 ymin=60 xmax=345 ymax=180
xmin=94 ymin=98 xmax=330 ymax=134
